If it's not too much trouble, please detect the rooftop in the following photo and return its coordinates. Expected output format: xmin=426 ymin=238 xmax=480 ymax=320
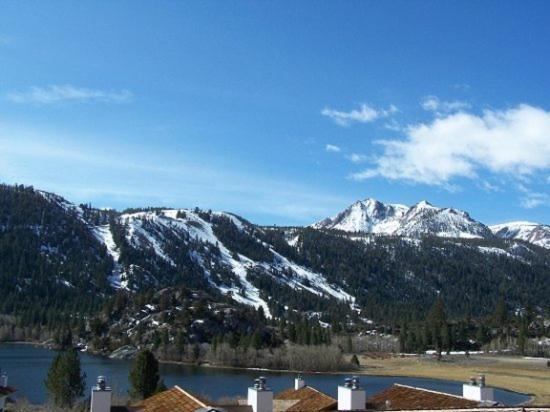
xmin=131 ymin=386 xmax=252 ymax=412
xmin=132 ymin=386 xmax=207 ymax=412
xmin=367 ymin=384 xmax=483 ymax=410
xmin=274 ymin=385 xmax=337 ymax=411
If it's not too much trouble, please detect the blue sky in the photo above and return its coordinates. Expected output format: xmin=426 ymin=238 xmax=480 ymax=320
xmin=1 ymin=1 xmax=550 ymax=225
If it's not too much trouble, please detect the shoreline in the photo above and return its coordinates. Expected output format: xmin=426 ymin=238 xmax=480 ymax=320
xmin=1 ymin=341 xmax=537 ymax=404
xmin=157 ymin=357 xmax=535 ymax=404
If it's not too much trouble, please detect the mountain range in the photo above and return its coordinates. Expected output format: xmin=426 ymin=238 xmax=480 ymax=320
xmin=1 ymin=184 xmax=549 ymax=348
xmin=312 ymin=198 xmax=550 ymax=248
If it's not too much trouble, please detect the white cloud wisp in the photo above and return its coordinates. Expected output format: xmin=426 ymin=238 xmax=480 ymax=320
xmin=421 ymin=95 xmax=470 ymax=114
xmin=6 ymin=85 xmax=133 ymax=104
xmin=325 ymin=144 xmax=341 ymax=153
xmin=321 ymin=103 xmax=397 ymax=126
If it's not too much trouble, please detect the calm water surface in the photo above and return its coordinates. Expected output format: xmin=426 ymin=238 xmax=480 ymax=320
xmin=0 ymin=344 xmax=529 ymax=405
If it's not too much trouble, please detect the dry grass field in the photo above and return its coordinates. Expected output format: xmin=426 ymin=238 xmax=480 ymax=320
xmin=352 ymin=354 xmax=550 ymax=405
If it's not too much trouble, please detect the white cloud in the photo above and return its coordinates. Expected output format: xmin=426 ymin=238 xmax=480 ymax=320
xmin=347 ymin=153 xmax=367 ymax=164
xmin=383 ymin=119 xmax=404 ymax=132
xmin=351 ymin=104 xmax=550 ymax=189
xmin=478 ymin=180 xmax=501 ymax=192
xmin=321 ymin=103 xmax=397 ymax=126
xmin=520 ymin=192 xmax=549 ymax=209
xmin=421 ymin=95 xmax=470 ymax=114
xmin=516 ymin=184 xmax=549 ymax=209
xmin=6 ymin=85 xmax=133 ymax=104
xmin=325 ymin=144 xmax=341 ymax=153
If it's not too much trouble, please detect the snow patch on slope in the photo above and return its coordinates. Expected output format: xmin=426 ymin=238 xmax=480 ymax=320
xmin=113 ymin=209 xmax=356 ymax=316
xmin=490 ymin=221 xmax=550 ymax=249
xmin=269 ymin=250 xmax=355 ymax=303
xmin=93 ymin=225 xmax=128 ymax=289
xmin=118 ymin=209 xmax=273 ymax=317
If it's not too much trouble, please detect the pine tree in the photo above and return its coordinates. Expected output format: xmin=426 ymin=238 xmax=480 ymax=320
xmin=426 ymin=295 xmax=447 ymax=355
xmin=493 ymin=295 xmax=508 ymax=328
xmin=517 ymin=321 xmax=527 ymax=355
xmin=441 ymin=323 xmax=451 ymax=354
xmin=45 ymin=348 xmax=86 ymax=408
xmin=399 ymin=323 xmax=408 ymax=353
xmin=129 ymin=349 xmax=160 ymax=400
xmin=475 ymin=325 xmax=487 ymax=347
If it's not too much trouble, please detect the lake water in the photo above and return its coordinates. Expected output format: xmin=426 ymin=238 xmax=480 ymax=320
xmin=0 ymin=344 xmax=529 ymax=405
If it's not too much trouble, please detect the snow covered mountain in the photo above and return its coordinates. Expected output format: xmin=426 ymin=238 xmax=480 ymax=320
xmin=313 ymin=198 xmax=493 ymax=239
xmin=490 ymin=221 xmax=550 ymax=249
xmin=4 ymin=184 xmax=550 ymax=324
xmin=312 ymin=198 xmax=408 ymax=234
xmin=92 ymin=209 xmax=355 ymax=317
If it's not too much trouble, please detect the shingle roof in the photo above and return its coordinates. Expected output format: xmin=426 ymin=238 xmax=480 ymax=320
xmin=274 ymin=386 xmax=337 ymax=411
xmin=367 ymin=384 xmax=481 ymax=410
xmin=133 ymin=386 xmax=207 ymax=412
xmin=196 ymin=407 xmax=252 ymax=412
xmin=132 ymin=386 xmax=253 ymax=412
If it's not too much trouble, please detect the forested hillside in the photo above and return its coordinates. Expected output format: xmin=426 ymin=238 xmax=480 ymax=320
xmin=0 ymin=184 xmax=548 ymax=359
xmin=0 ymin=185 xmax=113 ymax=329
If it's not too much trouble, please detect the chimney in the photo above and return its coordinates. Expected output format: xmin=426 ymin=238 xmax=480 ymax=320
xmin=462 ymin=374 xmax=494 ymax=402
xmin=478 ymin=374 xmax=486 ymax=387
xmin=247 ymin=377 xmax=273 ymax=412
xmin=91 ymin=376 xmax=112 ymax=412
xmin=338 ymin=376 xmax=366 ymax=411
xmin=294 ymin=374 xmax=306 ymax=390
xmin=0 ymin=371 xmax=7 ymax=388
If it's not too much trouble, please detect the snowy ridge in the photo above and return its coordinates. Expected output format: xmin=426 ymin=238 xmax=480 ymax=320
xmin=312 ymin=198 xmax=407 ymax=234
xmin=38 ymin=190 xmax=86 ymax=221
xmin=91 ymin=208 xmax=354 ymax=316
xmin=490 ymin=221 xmax=550 ymax=249
xmin=313 ymin=198 xmax=492 ymax=239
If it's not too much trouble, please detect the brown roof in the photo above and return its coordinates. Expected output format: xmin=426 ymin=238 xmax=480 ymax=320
xmin=274 ymin=386 xmax=337 ymax=411
xmin=132 ymin=386 xmax=253 ymax=412
xmin=133 ymin=386 xmax=207 ymax=412
xmin=368 ymin=384 xmax=481 ymax=410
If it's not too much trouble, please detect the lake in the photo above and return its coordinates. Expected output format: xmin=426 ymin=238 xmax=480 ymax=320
xmin=0 ymin=344 xmax=529 ymax=405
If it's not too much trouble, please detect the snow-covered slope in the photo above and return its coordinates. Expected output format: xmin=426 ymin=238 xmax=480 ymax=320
xmin=93 ymin=225 xmax=126 ymax=289
xmin=93 ymin=209 xmax=354 ymax=316
xmin=313 ymin=198 xmax=492 ymax=239
xmin=490 ymin=221 xmax=550 ymax=249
